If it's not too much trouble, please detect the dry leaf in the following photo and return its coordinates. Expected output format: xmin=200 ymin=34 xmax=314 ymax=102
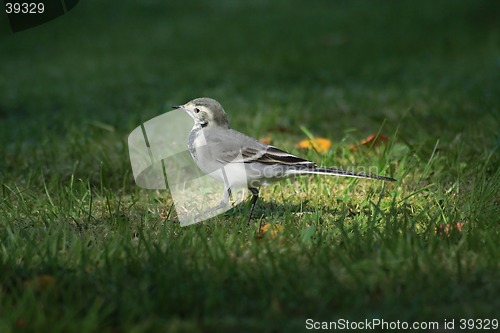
xmin=259 ymin=136 xmax=273 ymax=145
xmin=435 ymin=222 xmax=464 ymax=237
xmin=295 ymin=137 xmax=332 ymax=154
xmin=24 ymin=274 xmax=56 ymax=291
xmin=349 ymin=133 xmax=388 ymax=151
xmin=256 ymin=223 xmax=284 ymax=239
xmin=269 ymin=125 xmax=291 ymax=133
xmin=16 ymin=318 xmax=25 ymax=328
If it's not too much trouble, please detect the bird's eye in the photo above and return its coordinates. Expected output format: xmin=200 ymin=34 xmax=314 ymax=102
xmin=194 ymin=108 xmax=200 ymax=113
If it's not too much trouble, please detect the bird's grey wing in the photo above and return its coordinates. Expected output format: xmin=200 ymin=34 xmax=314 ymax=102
xmin=204 ymin=128 xmax=315 ymax=166
xmin=201 ymin=128 xmax=266 ymax=163
xmin=252 ymin=146 xmax=315 ymax=166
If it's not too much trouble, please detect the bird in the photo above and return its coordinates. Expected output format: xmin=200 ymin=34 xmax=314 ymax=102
xmin=173 ymin=97 xmax=396 ymax=223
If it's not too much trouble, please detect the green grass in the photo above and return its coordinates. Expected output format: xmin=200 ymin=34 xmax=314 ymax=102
xmin=1 ymin=0 xmax=499 ymax=332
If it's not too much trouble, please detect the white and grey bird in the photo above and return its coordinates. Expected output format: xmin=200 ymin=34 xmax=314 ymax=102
xmin=173 ymin=97 xmax=396 ymax=223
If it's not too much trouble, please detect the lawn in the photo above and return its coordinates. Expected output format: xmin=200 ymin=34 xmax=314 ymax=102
xmin=0 ymin=0 xmax=499 ymax=332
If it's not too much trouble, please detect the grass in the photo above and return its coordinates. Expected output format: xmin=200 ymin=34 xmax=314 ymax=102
xmin=1 ymin=0 xmax=499 ymax=332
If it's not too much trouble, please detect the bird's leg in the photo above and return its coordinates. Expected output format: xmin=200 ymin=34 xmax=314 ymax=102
xmin=247 ymin=187 xmax=259 ymax=225
xmin=193 ymin=187 xmax=231 ymax=222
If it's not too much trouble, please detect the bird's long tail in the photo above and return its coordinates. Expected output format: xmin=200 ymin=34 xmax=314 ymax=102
xmin=286 ymin=166 xmax=396 ymax=182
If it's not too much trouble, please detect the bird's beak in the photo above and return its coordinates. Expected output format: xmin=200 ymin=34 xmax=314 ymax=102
xmin=172 ymin=105 xmax=182 ymax=109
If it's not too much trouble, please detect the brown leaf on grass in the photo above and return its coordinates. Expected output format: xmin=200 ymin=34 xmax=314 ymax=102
xmin=349 ymin=133 xmax=388 ymax=151
xmin=259 ymin=136 xmax=273 ymax=145
xmin=256 ymin=223 xmax=284 ymax=239
xmin=16 ymin=317 xmax=25 ymax=328
xmin=435 ymin=222 xmax=464 ymax=237
xmin=295 ymin=137 xmax=332 ymax=154
xmin=23 ymin=274 xmax=56 ymax=291
xmin=268 ymin=125 xmax=291 ymax=133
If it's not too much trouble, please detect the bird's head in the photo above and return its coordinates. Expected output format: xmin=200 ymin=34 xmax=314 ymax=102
xmin=173 ymin=97 xmax=229 ymax=129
